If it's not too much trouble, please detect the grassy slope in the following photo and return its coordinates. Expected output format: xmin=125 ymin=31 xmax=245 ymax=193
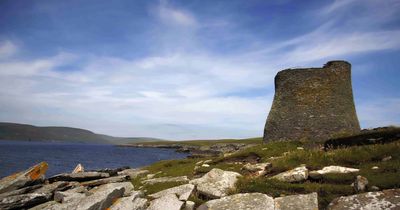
xmin=133 ymin=138 xmax=400 ymax=209
xmin=0 ymin=122 xmax=163 ymax=144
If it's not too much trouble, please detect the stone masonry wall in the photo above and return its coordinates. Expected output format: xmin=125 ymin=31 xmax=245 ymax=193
xmin=263 ymin=61 xmax=360 ymax=143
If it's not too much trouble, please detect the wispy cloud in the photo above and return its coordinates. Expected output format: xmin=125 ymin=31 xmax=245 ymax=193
xmin=0 ymin=41 xmax=17 ymax=59
xmin=0 ymin=0 xmax=399 ymax=139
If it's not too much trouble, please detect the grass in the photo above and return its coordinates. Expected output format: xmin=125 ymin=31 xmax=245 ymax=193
xmin=130 ymin=137 xmax=400 ymax=209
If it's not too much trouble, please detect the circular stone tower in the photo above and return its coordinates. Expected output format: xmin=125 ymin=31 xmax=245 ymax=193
xmin=263 ymin=60 xmax=360 ymax=143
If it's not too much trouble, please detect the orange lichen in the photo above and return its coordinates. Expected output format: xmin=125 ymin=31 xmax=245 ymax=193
xmin=28 ymin=162 xmax=48 ymax=180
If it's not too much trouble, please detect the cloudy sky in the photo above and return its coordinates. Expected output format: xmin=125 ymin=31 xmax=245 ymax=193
xmin=0 ymin=0 xmax=399 ymax=140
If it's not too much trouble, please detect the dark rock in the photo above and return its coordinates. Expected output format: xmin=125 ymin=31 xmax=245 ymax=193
xmin=325 ymin=127 xmax=400 ymax=149
xmin=0 ymin=184 xmax=43 ymax=199
xmin=89 ymin=166 xmax=130 ymax=176
xmin=80 ymin=175 xmax=129 ymax=187
xmin=117 ymin=169 xmax=149 ymax=179
xmin=48 ymin=172 xmax=110 ymax=182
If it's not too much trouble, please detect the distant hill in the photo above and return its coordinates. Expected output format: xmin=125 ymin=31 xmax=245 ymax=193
xmin=0 ymin=122 xmax=163 ymax=144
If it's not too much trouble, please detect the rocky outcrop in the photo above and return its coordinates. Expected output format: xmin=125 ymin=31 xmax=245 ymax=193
xmin=198 ymin=193 xmax=274 ymax=210
xmin=264 ymin=61 xmax=360 ymax=143
xmin=271 ymin=165 xmax=308 ymax=182
xmin=328 ymin=189 xmax=400 ymax=210
xmin=0 ymin=162 xmax=48 ymax=194
xmin=275 ymin=192 xmax=318 ymax=210
xmin=148 ymin=184 xmax=194 ymax=201
xmin=0 ymin=163 xmax=149 ymax=210
xmin=189 ymin=168 xmax=242 ymax=198
xmin=325 ymin=126 xmax=400 ymax=149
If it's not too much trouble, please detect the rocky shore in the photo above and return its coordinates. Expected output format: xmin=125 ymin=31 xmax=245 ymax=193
xmin=122 ymin=142 xmax=257 ymax=158
xmin=1 ymin=157 xmax=399 ymax=210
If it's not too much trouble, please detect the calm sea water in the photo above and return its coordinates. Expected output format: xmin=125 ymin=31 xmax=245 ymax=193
xmin=0 ymin=140 xmax=187 ymax=178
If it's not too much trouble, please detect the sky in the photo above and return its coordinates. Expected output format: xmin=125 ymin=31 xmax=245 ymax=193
xmin=0 ymin=0 xmax=399 ymax=140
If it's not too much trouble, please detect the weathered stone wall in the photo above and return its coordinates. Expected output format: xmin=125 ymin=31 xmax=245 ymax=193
xmin=263 ymin=61 xmax=360 ymax=143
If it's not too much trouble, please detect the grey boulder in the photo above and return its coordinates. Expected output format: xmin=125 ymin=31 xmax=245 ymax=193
xmin=274 ymin=192 xmax=318 ymax=210
xmin=148 ymin=183 xmax=195 ymax=201
xmin=198 ymin=193 xmax=274 ymax=210
xmin=271 ymin=165 xmax=308 ymax=183
xmin=190 ymin=168 xmax=242 ymax=198
xmin=328 ymin=188 xmax=400 ymax=210
xmin=147 ymin=194 xmax=184 ymax=210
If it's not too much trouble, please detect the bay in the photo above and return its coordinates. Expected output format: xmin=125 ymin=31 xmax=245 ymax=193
xmin=0 ymin=140 xmax=187 ymax=178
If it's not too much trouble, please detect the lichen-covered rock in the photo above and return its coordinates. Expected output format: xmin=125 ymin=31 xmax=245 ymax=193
xmin=148 ymin=183 xmax=194 ymax=201
xmin=142 ymin=176 xmax=189 ymax=185
xmin=352 ymin=175 xmax=368 ymax=192
xmin=241 ymin=162 xmax=272 ymax=176
xmin=109 ymin=191 xmax=147 ymax=210
xmin=189 ymin=168 xmax=242 ymax=198
xmin=0 ymin=162 xmax=48 ymax=194
xmin=274 ymin=192 xmax=318 ymax=210
xmin=264 ymin=61 xmax=360 ymax=143
xmin=271 ymin=165 xmax=308 ymax=182
xmin=80 ymin=175 xmax=129 ymax=187
xmin=117 ymin=168 xmax=149 ymax=179
xmin=48 ymin=172 xmax=110 ymax=182
xmin=328 ymin=189 xmax=400 ymax=210
xmin=198 ymin=193 xmax=274 ymax=210
xmin=75 ymin=182 xmax=134 ymax=210
xmin=54 ymin=186 xmax=88 ymax=203
xmin=0 ymin=193 xmax=49 ymax=209
xmin=147 ymin=194 xmax=184 ymax=210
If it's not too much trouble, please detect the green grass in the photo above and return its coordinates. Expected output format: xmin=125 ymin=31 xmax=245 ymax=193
xmin=130 ymin=138 xmax=400 ymax=209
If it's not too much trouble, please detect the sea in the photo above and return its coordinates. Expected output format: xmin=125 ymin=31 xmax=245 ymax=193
xmin=0 ymin=140 xmax=188 ymax=178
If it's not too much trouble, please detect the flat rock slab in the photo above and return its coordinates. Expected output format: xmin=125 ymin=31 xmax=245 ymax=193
xmin=275 ymin=192 xmax=318 ymax=210
xmin=118 ymin=169 xmax=149 ymax=179
xmin=271 ymin=165 xmax=308 ymax=183
xmin=148 ymin=184 xmax=194 ymax=201
xmin=142 ymin=176 xmax=189 ymax=185
xmin=80 ymin=175 xmax=129 ymax=187
xmin=310 ymin=166 xmax=359 ymax=179
xmin=0 ymin=193 xmax=49 ymax=209
xmin=328 ymin=188 xmax=400 ymax=210
xmin=48 ymin=172 xmax=110 ymax=182
xmin=147 ymin=194 xmax=184 ymax=210
xmin=54 ymin=186 xmax=88 ymax=203
xmin=189 ymin=168 xmax=242 ymax=198
xmin=0 ymin=162 xmax=48 ymax=194
xmin=198 ymin=193 xmax=274 ymax=210
xmin=75 ymin=182 xmax=134 ymax=210
xmin=109 ymin=191 xmax=147 ymax=210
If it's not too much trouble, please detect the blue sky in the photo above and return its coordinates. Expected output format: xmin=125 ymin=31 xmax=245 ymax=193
xmin=0 ymin=0 xmax=399 ymax=140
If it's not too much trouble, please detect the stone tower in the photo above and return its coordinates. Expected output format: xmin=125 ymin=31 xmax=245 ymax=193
xmin=263 ymin=60 xmax=360 ymax=143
